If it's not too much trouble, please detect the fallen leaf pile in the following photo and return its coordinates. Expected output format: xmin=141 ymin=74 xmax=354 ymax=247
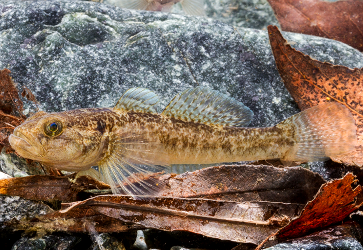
xmin=267 ymin=0 xmax=363 ymax=52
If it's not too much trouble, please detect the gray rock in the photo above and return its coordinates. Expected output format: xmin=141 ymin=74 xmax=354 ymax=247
xmin=0 ymin=149 xmax=45 ymax=177
xmin=0 ymin=0 xmax=362 ymax=129
xmin=133 ymin=230 xmax=148 ymax=250
xmin=12 ymin=234 xmax=82 ymax=250
xmin=101 ymin=0 xmax=279 ymax=30
xmin=90 ymin=233 xmax=126 ymax=250
xmin=265 ymin=223 xmax=363 ymax=250
xmin=0 ymin=195 xmax=52 ymax=230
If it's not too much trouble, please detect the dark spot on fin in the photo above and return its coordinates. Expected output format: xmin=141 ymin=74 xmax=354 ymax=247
xmin=113 ymin=88 xmax=159 ymax=113
xmin=162 ymin=86 xmax=253 ymax=127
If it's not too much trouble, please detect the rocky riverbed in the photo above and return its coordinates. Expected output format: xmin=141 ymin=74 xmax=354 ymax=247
xmin=1 ymin=0 xmax=363 ymax=249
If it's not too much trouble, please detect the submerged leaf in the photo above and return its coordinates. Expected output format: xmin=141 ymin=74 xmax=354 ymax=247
xmin=0 ymin=174 xmax=110 ymax=202
xmin=277 ymin=172 xmax=362 ymax=238
xmin=256 ymin=173 xmax=363 ymax=249
xmin=58 ymin=195 xmax=303 ymax=244
xmin=267 ymin=0 xmax=363 ymax=52
xmin=0 ymin=69 xmax=25 ymax=152
xmin=155 ymin=164 xmax=325 ymax=204
xmin=268 ymin=25 xmax=363 ymax=166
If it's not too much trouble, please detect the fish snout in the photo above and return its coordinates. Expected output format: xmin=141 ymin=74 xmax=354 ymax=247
xmin=9 ymin=128 xmax=45 ymax=158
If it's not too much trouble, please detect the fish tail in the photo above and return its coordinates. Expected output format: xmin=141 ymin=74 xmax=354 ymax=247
xmin=109 ymin=0 xmax=150 ymax=10
xmin=181 ymin=0 xmax=205 ymax=16
xmin=278 ymin=102 xmax=357 ymax=162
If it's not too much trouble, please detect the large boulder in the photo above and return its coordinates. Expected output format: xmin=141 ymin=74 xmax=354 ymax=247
xmin=0 ymin=0 xmax=362 ymax=128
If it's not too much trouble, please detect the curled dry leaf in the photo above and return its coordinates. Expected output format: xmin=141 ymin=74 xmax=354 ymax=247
xmin=267 ymin=0 xmax=363 ymax=52
xmin=276 ymin=172 xmax=363 ymax=239
xmin=57 ymin=195 xmax=303 ymax=244
xmin=268 ymin=25 xmax=363 ymax=167
xmin=0 ymin=174 xmax=110 ymax=203
xmin=256 ymin=173 xmax=363 ymax=249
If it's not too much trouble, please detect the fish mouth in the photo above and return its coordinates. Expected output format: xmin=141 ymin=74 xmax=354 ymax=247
xmin=9 ymin=130 xmax=44 ymax=159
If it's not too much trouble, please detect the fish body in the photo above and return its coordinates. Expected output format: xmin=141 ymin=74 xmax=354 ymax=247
xmin=109 ymin=0 xmax=205 ymax=16
xmin=9 ymin=87 xmax=357 ymax=195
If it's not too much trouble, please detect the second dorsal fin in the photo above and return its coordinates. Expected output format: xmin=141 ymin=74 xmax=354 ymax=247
xmin=162 ymin=87 xmax=253 ymax=127
xmin=114 ymin=88 xmax=159 ymax=113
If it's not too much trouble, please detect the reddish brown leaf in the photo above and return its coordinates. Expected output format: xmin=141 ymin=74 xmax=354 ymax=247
xmin=0 ymin=174 xmax=110 ymax=202
xmin=267 ymin=0 xmax=363 ymax=52
xmin=0 ymin=69 xmax=25 ymax=152
xmin=255 ymin=173 xmax=362 ymax=249
xmin=276 ymin=172 xmax=362 ymax=239
xmin=268 ymin=25 xmax=363 ymax=166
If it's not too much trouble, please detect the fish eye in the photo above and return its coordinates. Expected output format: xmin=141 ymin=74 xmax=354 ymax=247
xmin=44 ymin=121 xmax=63 ymax=137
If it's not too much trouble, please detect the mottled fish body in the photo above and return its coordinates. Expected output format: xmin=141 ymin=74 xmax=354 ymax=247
xmin=108 ymin=0 xmax=205 ymax=16
xmin=9 ymin=87 xmax=357 ymax=195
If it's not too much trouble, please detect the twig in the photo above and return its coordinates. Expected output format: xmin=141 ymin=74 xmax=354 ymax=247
xmin=255 ymin=231 xmax=278 ymax=250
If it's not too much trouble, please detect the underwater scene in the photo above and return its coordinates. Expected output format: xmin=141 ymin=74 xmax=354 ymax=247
xmin=0 ymin=0 xmax=363 ymax=249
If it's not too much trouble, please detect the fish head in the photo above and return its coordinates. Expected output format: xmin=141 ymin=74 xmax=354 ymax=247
xmin=9 ymin=109 xmax=108 ymax=171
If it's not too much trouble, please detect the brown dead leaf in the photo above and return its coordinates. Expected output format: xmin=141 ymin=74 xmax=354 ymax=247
xmin=0 ymin=69 xmax=25 ymax=152
xmin=153 ymin=164 xmax=325 ymax=204
xmin=267 ymin=0 xmax=363 ymax=52
xmin=268 ymin=25 xmax=363 ymax=167
xmin=13 ymin=206 xmax=142 ymax=234
xmin=0 ymin=174 xmax=110 ymax=203
xmin=57 ymin=195 xmax=303 ymax=244
xmin=277 ymin=172 xmax=362 ymax=238
xmin=256 ymin=173 xmax=362 ymax=249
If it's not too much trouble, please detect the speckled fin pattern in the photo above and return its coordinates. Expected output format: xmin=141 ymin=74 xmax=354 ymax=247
xmin=162 ymin=86 xmax=253 ymax=127
xmin=114 ymin=88 xmax=159 ymax=113
xmin=98 ymin=141 xmax=167 ymax=196
xmin=278 ymin=102 xmax=357 ymax=162
xmin=115 ymin=0 xmax=149 ymax=10
xmin=182 ymin=0 xmax=205 ymax=16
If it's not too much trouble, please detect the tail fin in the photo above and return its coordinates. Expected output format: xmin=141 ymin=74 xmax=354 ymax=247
xmin=279 ymin=102 xmax=357 ymax=162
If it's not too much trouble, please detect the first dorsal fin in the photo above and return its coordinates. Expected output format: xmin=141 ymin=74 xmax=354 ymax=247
xmin=114 ymin=88 xmax=159 ymax=113
xmin=162 ymin=87 xmax=253 ymax=127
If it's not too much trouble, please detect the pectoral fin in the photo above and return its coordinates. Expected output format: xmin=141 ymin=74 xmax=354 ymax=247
xmin=97 ymin=132 xmax=168 ymax=196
